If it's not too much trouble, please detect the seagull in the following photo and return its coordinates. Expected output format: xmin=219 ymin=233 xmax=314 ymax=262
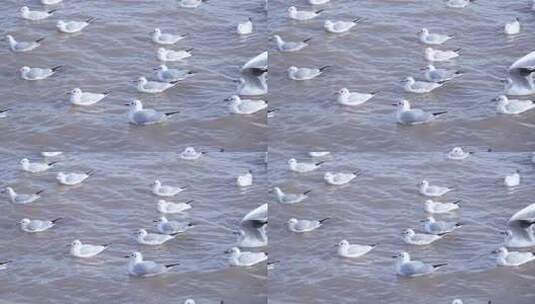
xmin=423 ymin=216 xmax=462 ymax=234
xmin=425 ymin=47 xmax=460 ymax=62
xmin=493 ymin=247 xmax=535 ymax=266
xmin=402 ymin=77 xmax=445 ymax=93
xmin=401 ymin=228 xmax=447 ymax=245
xmin=309 ymin=151 xmax=330 ymax=157
xmin=154 ymin=216 xmax=194 ymax=235
xmin=135 ymin=77 xmax=178 ymax=94
xmin=237 ymin=204 xmax=268 ymax=248
xmin=237 ymin=170 xmax=253 ymax=187
xmin=237 ymin=18 xmax=253 ymax=35
xmin=288 ymin=158 xmax=324 ymax=173
xmin=422 ymin=64 xmax=462 ymax=83
xmin=504 ymin=18 xmax=520 ymax=35
xmin=151 ymin=28 xmax=187 ymax=45
xmin=226 ymin=247 xmax=267 ymax=267
xmin=225 ymin=95 xmax=267 ymax=115
xmin=424 ymin=199 xmax=461 ymax=214
xmin=154 ymin=64 xmax=194 ymax=82
xmin=0 ymin=108 xmax=9 ymax=118
xmin=394 ymin=251 xmax=447 ymax=277
xmin=68 ymin=88 xmax=110 ymax=106
xmin=0 ymin=261 xmax=11 ymax=270
xmin=41 ymin=152 xmax=62 ymax=157
xmin=179 ymin=147 xmax=204 ymax=160
xmin=126 ymin=251 xmax=179 ymax=277
xmin=336 ymin=240 xmax=376 ymax=258
xmin=135 ymin=229 xmax=177 ymax=246
xmin=2 ymin=187 xmax=44 ymax=204
xmin=504 ymin=170 xmax=520 ymax=187
xmin=447 ymin=147 xmax=472 ymax=160
xmin=19 ymin=218 xmax=61 ymax=233
xmin=157 ymin=47 xmax=192 ymax=62
xmin=288 ymin=217 xmax=329 ymax=233
xmin=419 ymin=180 xmax=453 ymax=197
xmin=20 ymin=158 xmax=58 ymax=173
xmin=324 ymin=171 xmax=360 ymax=185
xmin=309 ymin=0 xmax=330 ymax=4
xmin=336 ymin=88 xmax=377 ymax=106
xmin=288 ymin=66 xmax=328 ymax=80
xmin=288 ymin=6 xmax=323 ymax=21
xmin=418 ymin=28 xmax=453 ymax=45
xmin=41 ymin=0 xmax=63 ymax=4
xmin=57 ymin=171 xmax=93 ymax=186
xmin=178 ymin=0 xmax=206 ymax=8
xmin=70 ymin=240 xmax=110 ymax=258
xmin=57 ymin=18 xmax=95 ymax=33
xmin=126 ymin=99 xmax=180 ymax=125
xmin=324 ymin=18 xmax=362 ymax=34
xmin=394 ymin=99 xmax=447 ymax=125
xmin=5 ymin=35 xmax=45 ymax=52
xmin=152 ymin=180 xmax=186 ymax=197
xmin=20 ymin=6 xmax=57 ymax=21
xmin=493 ymin=95 xmax=535 ymax=115
xmin=273 ymin=187 xmax=311 ymax=204
xmin=446 ymin=0 xmax=474 ymax=8
xmin=157 ymin=199 xmax=193 ymax=214
xmin=20 ymin=65 xmax=62 ymax=80
xmin=273 ymin=35 xmax=311 ymax=52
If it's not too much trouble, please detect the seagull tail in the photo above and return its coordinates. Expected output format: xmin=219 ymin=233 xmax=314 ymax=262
xmin=315 ymin=9 xmax=325 ymax=14
xmin=0 ymin=108 xmax=10 ymax=114
xmin=186 ymin=48 xmax=194 ymax=52
xmin=48 ymin=161 xmax=59 ymax=166
xmin=102 ymin=90 xmax=112 ymax=95
xmin=371 ymin=90 xmax=380 ymax=95
xmin=86 ymin=17 xmax=96 ymax=23
xmin=370 ymin=243 xmax=378 ymax=247
xmin=51 ymin=217 xmax=63 ymax=224
xmin=353 ymin=169 xmax=362 ymax=176
xmin=432 ymin=111 xmax=447 ymax=117
xmin=432 ymin=263 xmax=448 ymax=269
xmin=35 ymin=37 xmax=46 ymax=43
xmin=48 ymin=9 xmax=59 ymax=14
xmin=455 ymin=223 xmax=463 ymax=228
xmin=35 ymin=190 xmax=45 ymax=195
xmin=454 ymin=48 xmax=462 ymax=53
xmin=303 ymin=37 xmax=313 ymax=43
xmin=85 ymin=170 xmax=94 ymax=176
xmin=102 ymin=243 xmax=112 ymax=247
xmin=353 ymin=17 xmax=363 ymax=23
xmin=303 ymin=189 xmax=312 ymax=195
xmin=318 ymin=217 xmax=330 ymax=223
xmin=165 ymin=262 xmax=180 ymax=269
xmin=319 ymin=65 xmax=331 ymax=72
xmin=185 ymin=199 xmax=194 ymax=205
xmin=164 ymin=110 xmax=180 ymax=117
xmin=51 ymin=65 xmax=64 ymax=72
xmin=0 ymin=260 xmax=11 ymax=266
xmin=315 ymin=160 xmax=326 ymax=166
xmin=451 ymin=200 xmax=462 ymax=205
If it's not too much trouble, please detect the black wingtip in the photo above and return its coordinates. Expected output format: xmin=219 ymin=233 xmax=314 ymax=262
xmin=186 ymin=48 xmax=194 ymax=52
xmin=86 ymin=17 xmax=96 ymax=23
xmin=36 ymin=189 xmax=45 ymax=195
xmin=0 ymin=108 xmax=10 ymax=114
xmin=51 ymin=217 xmax=63 ymax=224
xmin=48 ymin=161 xmax=59 ymax=166
xmin=318 ymin=217 xmax=330 ymax=223
xmin=165 ymin=262 xmax=180 ymax=268
xmin=433 ymin=263 xmax=448 ymax=269
xmin=165 ymin=110 xmax=180 ymax=117
xmin=303 ymin=189 xmax=312 ymax=195
xmin=48 ymin=9 xmax=58 ymax=14
xmin=353 ymin=17 xmax=363 ymax=23
xmin=315 ymin=160 xmax=326 ymax=166
xmin=303 ymin=37 xmax=312 ymax=43
xmin=85 ymin=170 xmax=94 ymax=176
xmin=35 ymin=37 xmax=46 ymax=43
xmin=51 ymin=65 xmax=63 ymax=72
xmin=319 ymin=65 xmax=331 ymax=72
xmin=102 ymin=243 xmax=112 ymax=247
xmin=315 ymin=9 xmax=325 ymax=14
xmin=432 ymin=111 xmax=447 ymax=117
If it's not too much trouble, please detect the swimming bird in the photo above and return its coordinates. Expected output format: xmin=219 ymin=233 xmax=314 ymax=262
xmin=2 ymin=187 xmax=44 ymax=204
xmin=237 ymin=170 xmax=253 ymax=187
xmin=308 ymin=0 xmax=330 ymax=4
xmin=226 ymin=247 xmax=267 ymax=267
xmin=157 ymin=47 xmax=192 ymax=62
xmin=336 ymin=240 xmax=376 ymax=258
xmin=68 ymin=88 xmax=109 ymax=106
xmin=237 ymin=18 xmax=253 ymax=35
xmin=273 ymin=187 xmax=311 ymax=204
xmin=493 ymin=95 xmax=535 ymax=115
xmin=57 ymin=18 xmax=95 ymax=33
xmin=154 ymin=64 xmax=194 ymax=82
xmin=237 ymin=204 xmax=268 ymax=248
xmin=423 ymin=216 xmax=462 ymax=234
xmin=422 ymin=64 xmax=462 ymax=83
xmin=419 ymin=180 xmax=453 ymax=197
xmin=126 ymin=99 xmax=180 ymax=125
xmin=20 ymin=6 xmax=57 ymax=21
xmin=288 ymin=217 xmax=329 ymax=233
xmin=288 ymin=6 xmax=323 ymax=21
xmin=504 ymin=170 xmax=520 ymax=187
xmin=20 ymin=66 xmax=62 ymax=80
xmin=493 ymin=247 xmax=535 ymax=266
xmin=225 ymin=95 xmax=267 ymax=115
xmin=157 ymin=199 xmax=193 ymax=214
xmin=288 ymin=66 xmax=328 ymax=80
xmin=402 ymin=76 xmax=445 ymax=93
xmin=394 ymin=251 xmax=447 ymax=277
xmin=178 ymin=0 xmax=206 ymax=8
xmin=70 ymin=240 xmax=110 ymax=258
xmin=447 ymin=147 xmax=472 ymax=160
xmin=0 ymin=261 xmax=11 ymax=270
xmin=126 ymin=251 xmax=179 ymax=277
xmin=324 ymin=171 xmax=360 ymax=185
xmin=401 ymin=228 xmax=446 ymax=245
xmin=504 ymin=18 xmax=520 ymax=35
xmin=152 ymin=180 xmax=186 ymax=197
xmin=336 ymin=88 xmax=377 ymax=106
xmin=5 ymin=35 xmax=45 ymax=52
xmin=20 ymin=217 xmax=61 ymax=233
xmin=424 ymin=199 xmax=461 ymax=214
xmin=446 ymin=0 xmax=473 ymax=8
xmin=135 ymin=229 xmax=177 ymax=245
xmin=418 ymin=28 xmax=453 ymax=45
xmin=394 ymin=99 xmax=447 ymax=125
xmin=151 ymin=28 xmax=187 ymax=45
xmin=273 ymin=35 xmax=311 ymax=52
xmin=41 ymin=152 xmax=62 ymax=157
xmin=41 ymin=0 xmax=62 ymax=4
xmin=288 ymin=158 xmax=324 ymax=173
xmin=20 ymin=158 xmax=58 ymax=173
xmin=309 ymin=151 xmax=330 ymax=157
xmin=324 ymin=18 xmax=362 ymax=34
xmin=135 ymin=77 xmax=178 ymax=94
xmin=154 ymin=216 xmax=194 ymax=235
xmin=179 ymin=147 xmax=204 ymax=160
xmin=57 ymin=171 xmax=92 ymax=185
xmin=425 ymin=47 xmax=460 ymax=62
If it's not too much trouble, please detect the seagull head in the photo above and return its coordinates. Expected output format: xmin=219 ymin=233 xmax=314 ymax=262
xmin=287 ymin=217 xmax=298 ymax=225
xmin=125 ymin=251 xmax=143 ymax=262
xmin=492 ymin=95 xmax=508 ymax=104
xmin=154 ymin=215 xmax=167 ymax=223
xmin=20 ymin=66 xmax=30 ymax=74
xmin=135 ymin=229 xmax=147 ymax=237
xmin=287 ymin=158 xmax=297 ymax=166
xmin=154 ymin=64 xmax=167 ymax=71
xmin=19 ymin=158 xmax=29 ymax=166
xmin=401 ymin=76 xmax=414 ymax=84
xmin=394 ymin=99 xmax=410 ymax=110
xmin=419 ymin=179 xmax=429 ymax=188
xmin=288 ymin=66 xmax=298 ymax=74
xmin=336 ymin=88 xmax=350 ymax=96
xmin=392 ymin=251 xmax=410 ymax=261
xmin=223 ymin=95 xmax=240 ymax=103
xmin=451 ymin=299 xmax=464 ymax=304
xmin=69 ymin=88 xmax=82 ymax=96
xmin=450 ymin=146 xmax=464 ymax=155
xmin=20 ymin=6 xmax=29 ymax=14
xmin=56 ymin=20 xmax=65 ymax=27
xmin=126 ymin=99 xmax=143 ymax=111
xmin=157 ymin=47 xmax=167 ymax=57
xmin=418 ymin=28 xmax=428 ymax=35
xmin=287 ymin=6 xmax=297 ymax=14
xmin=401 ymin=228 xmax=415 ymax=237
xmin=324 ymin=20 xmax=333 ymax=28
xmin=152 ymin=28 xmax=161 ymax=35
xmin=184 ymin=300 xmax=196 ymax=304
xmin=183 ymin=146 xmax=197 ymax=154
xmin=71 ymin=239 xmax=82 ymax=248
xmin=491 ymin=247 xmax=507 ymax=256
xmin=19 ymin=218 xmax=30 ymax=225
xmin=224 ymin=247 xmax=240 ymax=255
xmin=336 ymin=239 xmax=349 ymax=247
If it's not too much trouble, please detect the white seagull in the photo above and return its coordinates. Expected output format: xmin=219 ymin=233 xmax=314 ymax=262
xmin=288 ymin=6 xmax=323 ymax=21
xmin=135 ymin=229 xmax=177 ymax=246
xmin=57 ymin=18 xmax=95 ymax=34
xmin=324 ymin=171 xmax=360 ymax=185
xmin=423 ymin=216 xmax=462 ymax=235
xmin=157 ymin=199 xmax=193 ymax=214
xmin=336 ymin=88 xmax=377 ymax=106
xmin=20 ymin=158 xmax=58 ymax=173
xmin=402 ymin=76 xmax=445 ymax=93
xmin=154 ymin=216 xmax=194 ymax=235
xmin=154 ymin=64 xmax=194 ymax=82
xmin=504 ymin=18 xmax=520 ymax=35
xmin=394 ymin=251 xmax=447 ymax=277
xmin=273 ymin=187 xmax=311 ymax=204
xmin=226 ymin=247 xmax=267 ymax=267
xmin=237 ymin=18 xmax=254 ymax=35
xmin=151 ymin=28 xmax=187 ymax=45
xmin=425 ymin=47 xmax=460 ymax=62
xmin=126 ymin=99 xmax=180 ymax=125
xmin=157 ymin=47 xmax=192 ymax=62
xmin=225 ymin=95 xmax=267 ymax=115
xmin=20 ymin=6 xmax=57 ymax=21
xmin=178 ymin=0 xmax=206 ymax=8
xmin=274 ymin=35 xmax=311 ymax=52
xmin=504 ymin=170 xmax=520 ymax=187
xmin=423 ymin=64 xmax=462 ymax=83
xmin=20 ymin=65 xmax=62 ymax=80
xmin=288 ymin=66 xmax=328 ymax=80
xmin=336 ymin=240 xmax=376 ymax=258
xmin=152 ymin=180 xmax=186 ymax=197
xmin=126 ymin=251 xmax=179 ymax=277
xmin=41 ymin=0 xmax=63 ymax=4
xmin=394 ymin=99 xmax=447 ymax=125
xmin=424 ymin=199 xmax=461 ymax=214
xmin=288 ymin=217 xmax=329 ymax=233
xmin=419 ymin=180 xmax=454 ymax=197
xmin=401 ymin=228 xmax=446 ymax=245
xmin=20 ymin=217 xmax=61 ymax=233
xmin=324 ymin=18 xmax=362 ymax=34
xmin=5 ymin=35 xmax=45 ymax=52
xmin=494 ymin=95 xmax=535 ymax=115
xmin=68 ymin=88 xmax=110 ymax=106
xmin=135 ymin=77 xmax=178 ymax=94
xmin=418 ymin=28 xmax=453 ymax=45
xmin=57 ymin=171 xmax=92 ymax=186
xmin=2 ymin=187 xmax=44 ymax=204
xmin=446 ymin=0 xmax=474 ymax=8
xmin=447 ymin=147 xmax=472 ymax=160
xmin=493 ymin=247 xmax=535 ymax=267
xmin=288 ymin=158 xmax=324 ymax=173
xmin=237 ymin=170 xmax=253 ymax=187
xmin=70 ymin=240 xmax=110 ymax=258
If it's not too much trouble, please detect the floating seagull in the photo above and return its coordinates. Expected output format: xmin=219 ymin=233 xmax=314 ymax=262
xmin=68 ymin=88 xmax=110 ymax=106
xmin=425 ymin=47 xmax=460 ymax=62
xmin=394 ymin=251 xmax=447 ymax=277
xmin=179 ymin=147 xmax=204 ymax=160
xmin=5 ymin=35 xmax=45 ymax=52
xmin=273 ymin=187 xmax=311 ymax=204
xmin=41 ymin=152 xmax=62 ymax=157
xmin=288 ymin=158 xmax=324 ymax=173
xmin=126 ymin=99 xmax=180 ymax=125
xmin=309 ymin=151 xmax=330 ymax=157
xmin=135 ymin=229 xmax=177 ymax=246
xmin=324 ymin=18 xmax=362 ymax=34
xmin=447 ymin=147 xmax=472 ymax=160
xmin=394 ymin=99 xmax=447 ymax=125
xmin=493 ymin=95 xmax=535 ymax=115
xmin=154 ymin=64 xmax=194 ymax=82
xmin=57 ymin=18 xmax=95 ymax=33
xmin=493 ymin=247 xmax=535 ymax=267
xmin=273 ymin=35 xmax=311 ymax=52
xmin=226 ymin=247 xmax=267 ymax=267
xmin=423 ymin=216 xmax=462 ymax=234
xmin=237 ymin=204 xmax=268 ymax=248
xmin=402 ymin=76 xmax=445 ymax=93
xmin=505 ymin=204 xmax=535 ymax=247
xmin=237 ymin=170 xmax=253 ymax=187
xmin=20 ymin=158 xmax=58 ymax=173
xmin=324 ymin=171 xmax=360 ymax=186
xmin=178 ymin=0 xmax=206 ymax=8
xmin=57 ymin=171 xmax=92 ymax=186
xmin=419 ymin=180 xmax=453 ymax=197
xmin=446 ymin=0 xmax=473 ymax=8
xmin=504 ymin=170 xmax=520 ymax=187
xmin=0 ymin=108 xmax=9 ymax=118
xmin=151 ymin=28 xmax=187 ymax=45
xmin=418 ymin=28 xmax=453 ymax=45
xmin=237 ymin=52 xmax=267 ymax=96
xmin=288 ymin=6 xmax=323 ymax=21
xmin=152 ymin=180 xmax=186 ymax=197
xmin=425 ymin=199 xmax=461 ymax=214
xmin=288 ymin=217 xmax=329 ymax=233
xmin=0 ymin=261 xmax=11 ymax=270
xmin=41 ymin=0 xmax=63 ymax=4
xmin=402 ymin=228 xmax=446 ymax=245
xmin=336 ymin=240 xmax=376 ymax=258
xmin=20 ymin=6 xmax=57 ymax=21
xmin=126 ymin=251 xmax=179 ymax=277
xmin=336 ymin=88 xmax=377 ymax=106
xmin=225 ymin=95 xmax=267 ymax=115
xmin=288 ymin=66 xmax=328 ymax=80
xmin=157 ymin=47 xmax=192 ymax=62
xmin=70 ymin=240 xmax=110 ymax=258
xmin=157 ymin=199 xmax=193 ymax=214
xmin=308 ymin=0 xmax=330 ymax=4
xmin=20 ymin=65 xmax=62 ymax=80
xmin=504 ymin=18 xmax=520 ymax=35
xmin=2 ymin=187 xmax=44 ymax=204
xmin=237 ymin=18 xmax=253 ymax=35
xmin=154 ymin=216 xmax=194 ymax=235
xmin=135 ymin=77 xmax=178 ymax=94
xmin=20 ymin=217 xmax=61 ymax=233
xmin=422 ymin=64 xmax=462 ymax=83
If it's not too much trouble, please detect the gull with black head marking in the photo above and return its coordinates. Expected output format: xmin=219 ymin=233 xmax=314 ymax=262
xmin=157 ymin=199 xmax=193 ymax=214
xmin=393 ymin=251 xmax=447 ymax=277
xmin=154 ymin=216 xmax=194 ymax=235
xmin=20 ymin=217 xmax=62 ymax=233
xmin=68 ymin=88 xmax=110 ymax=106
xmin=418 ymin=28 xmax=453 ymax=45
xmin=157 ymin=47 xmax=193 ymax=62
xmin=402 ymin=76 xmax=446 ymax=94
xmin=423 ymin=216 xmax=462 ymax=234
xmin=135 ymin=77 xmax=178 ymax=94
xmin=154 ymin=64 xmax=194 ymax=82
xmin=225 ymin=95 xmax=267 ymax=115
xmin=225 ymin=247 xmax=267 ymax=267
xmin=288 ymin=158 xmax=324 ymax=173
xmin=324 ymin=18 xmax=363 ymax=34
xmin=422 ymin=64 xmax=462 ymax=83
xmin=135 ymin=229 xmax=177 ymax=246
xmin=336 ymin=88 xmax=377 ymax=106
xmin=70 ymin=240 xmax=110 ymax=258
xmin=324 ymin=170 xmax=360 ymax=186
xmin=419 ymin=180 xmax=454 ymax=197
xmin=425 ymin=199 xmax=461 ymax=214
xmin=152 ymin=180 xmax=186 ymax=197
xmin=401 ymin=228 xmax=448 ymax=245
xmin=151 ymin=28 xmax=187 ymax=45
